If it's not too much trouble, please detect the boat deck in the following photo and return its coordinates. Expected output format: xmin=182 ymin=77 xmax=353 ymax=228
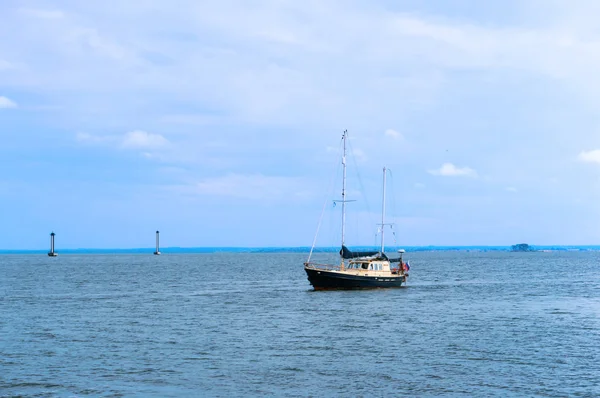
xmin=304 ymin=262 xmax=406 ymax=277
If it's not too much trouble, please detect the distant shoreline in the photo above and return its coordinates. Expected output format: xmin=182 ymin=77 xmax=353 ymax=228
xmin=2 ymin=246 xmax=600 ymax=254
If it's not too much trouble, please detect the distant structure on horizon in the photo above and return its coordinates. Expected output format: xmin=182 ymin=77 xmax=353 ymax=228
xmin=48 ymin=232 xmax=58 ymax=257
xmin=154 ymin=230 xmax=161 ymax=255
xmin=511 ymin=243 xmax=535 ymax=252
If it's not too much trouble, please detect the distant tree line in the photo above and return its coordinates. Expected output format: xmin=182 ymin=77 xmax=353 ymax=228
xmin=511 ymin=243 xmax=535 ymax=252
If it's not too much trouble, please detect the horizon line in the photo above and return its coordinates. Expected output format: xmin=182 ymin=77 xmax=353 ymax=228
xmin=2 ymin=244 xmax=600 ymax=254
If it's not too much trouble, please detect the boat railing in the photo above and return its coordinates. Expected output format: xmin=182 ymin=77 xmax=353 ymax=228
xmin=304 ymin=262 xmax=341 ymax=271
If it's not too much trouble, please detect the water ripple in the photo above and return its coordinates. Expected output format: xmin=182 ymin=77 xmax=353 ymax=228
xmin=1 ymin=252 xmax=600 ymax=396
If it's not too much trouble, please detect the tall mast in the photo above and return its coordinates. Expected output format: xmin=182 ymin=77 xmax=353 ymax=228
xmin=380 ymin=167 xmax=387 ymax=253
xmin=341 ymin=130 xmax=348 ymax=251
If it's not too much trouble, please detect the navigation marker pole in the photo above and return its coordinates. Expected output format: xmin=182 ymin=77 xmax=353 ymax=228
xmin=154 ymin=230 xmax=161 ymax=255
xmin=48 ymin=232 xmax=58 ymax=257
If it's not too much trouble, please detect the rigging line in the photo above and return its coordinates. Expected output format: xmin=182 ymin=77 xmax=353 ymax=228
xmin=307 ymin=189 xmax=330 ymax=263
xmin=353 ymin=204 xmax=360 ymax=247
xmin=388 ymin=168 xmax=400 ymax=250
xmin=307 ymin=136 xmax=344 ymax=263
xmin=388 ymin=169 xmax=398 ymax=249
xmin=347 ymin=137 xmax=372 ymax=249
xmin=329 ymin=160 xmax=342 ymax=254
xmin=346 ymin=137 xmax=372 ymax=219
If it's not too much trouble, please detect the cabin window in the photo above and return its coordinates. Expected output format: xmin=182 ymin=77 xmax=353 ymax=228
xmin=361 ymin=263 xmax=368 ymax=269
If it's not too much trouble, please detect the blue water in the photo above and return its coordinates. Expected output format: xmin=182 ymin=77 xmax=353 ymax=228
xmin=1 ymin=252 xmax=600 ymax=397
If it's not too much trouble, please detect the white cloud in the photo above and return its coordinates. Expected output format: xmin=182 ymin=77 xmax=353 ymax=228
xmin=351 ymin=148 xmax=367 ymax=162
xmin=0 ymin=3 xmax=556 ymax=126
xmin=384 ymin=129 xmax=403 ymax=140
xmin=179 ymin=173 xmax=311 ymax=201
xmin=0 ymin=96 xmax=17 ymax=108
xmin=0 ymin=60 xmax=13 ymax=70
xmin=120 ymin=130 xmax=169 ymax=149
xmin=7 ymin=0 xmax=600 ymax=133
xmin=9 ymin=1 xmax=600 ymax=246
xmin=429 ymin=163 xmax=478 ymax=177
xmin=18 ymin=8 xmax=65 ymax=19
xmin=76 ymin=130 xmax=170 ymax=150
xmin=70 ymin=28 xmax=132 ymax=62
xmin=75 ymin=131 xmax=115 ymax=145
xmin=578 ymin=149 xmax=600 ymax=164
xmin=160 ymin=114 xmax=222 ymax=126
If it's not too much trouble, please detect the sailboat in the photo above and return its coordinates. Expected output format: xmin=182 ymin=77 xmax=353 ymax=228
xmin=304 ymin=130 xmax=409 ymax=290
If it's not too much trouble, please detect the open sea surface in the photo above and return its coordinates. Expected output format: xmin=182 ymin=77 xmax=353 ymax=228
xmin=1 ymin=251 xmax=600 ymax=397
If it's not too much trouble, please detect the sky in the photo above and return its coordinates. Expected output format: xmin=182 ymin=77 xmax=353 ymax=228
xmin=2 ymin=0 xmax=600 ymax=249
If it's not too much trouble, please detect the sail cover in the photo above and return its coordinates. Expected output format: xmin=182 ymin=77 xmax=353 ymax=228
xmin=340 ymin=245 xmax=387 ymax=260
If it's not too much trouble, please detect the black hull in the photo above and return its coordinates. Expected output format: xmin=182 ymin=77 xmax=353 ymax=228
xmin=305 ymin=267 xmax=405 ymax=290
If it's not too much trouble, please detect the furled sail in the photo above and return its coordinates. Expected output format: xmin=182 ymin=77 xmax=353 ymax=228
xmin=340 ymin=245 xmax=387 ymax=260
